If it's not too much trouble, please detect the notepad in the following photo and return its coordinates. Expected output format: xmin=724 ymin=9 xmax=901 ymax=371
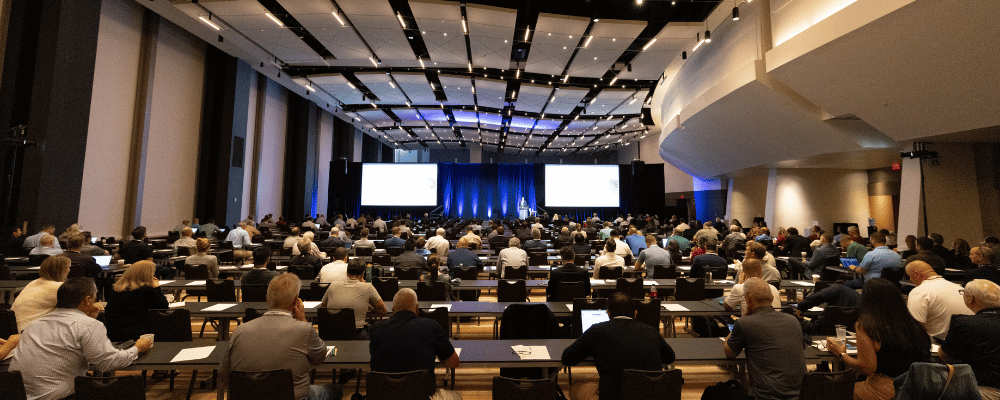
xmin=662 ymin=304 xmax=689 ymax=311
xmin=808 ymin=307 xmax=823 ymax=312
xmin=302 ymin=301 xmax=321 ymax=308
xmin=186 ymin=280 xmax=206 ymax=286
xmin=170 ymin=346 xmax=216 ymax=363
xmin=201 ymin=303 xmax=236 ymax=311
xmin=536 ymin=265 xmax=551 ymax=270
xmin=511 ymin=345 xmax=550 ymax=360
xmin=430 ymin=304 xmax=451 ymax=310
xmin=27 ymin=266 xmax=40 ymax=270
xmin=169 ymin=302 xmax=186 ymax=308
xmin=159 ymin=280 xmax=174 ymax=285
xmin=218 ymin=266 xmax=238 ymax=270
xmin=643 ymin=280 xmax=657 ymax=285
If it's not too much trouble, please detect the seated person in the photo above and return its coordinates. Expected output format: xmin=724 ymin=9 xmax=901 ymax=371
xmin=352 ymin=228 xmax=375 ymax=251
xmin=724 ymin=260 xmax=781 ymax=315
xmin=546 ymin=246 xmax=591 ymax=302
xmin=594 ymin=239 xmax=625 ymax=278
xmin=795 ymin=281 xmax=862 ymax=335
xmin=488 ymin=226 xmax=510 ymax=249
xmin=283 ymin=227 xmax=302 ymax=248
xmin=317 ymin=247 xmax=350 ymax=283
xmin=940 ymin=279 xmax=1000 ymax=400
xmin=571 ymin=233 xmax=592 ymax=258
xmin=29 ymin=234 xmax=63 ymax=256
xmin=420 ymin=255 xmax=454 ymax=300
xmin=241 ymin=247 xmax=279 ymax=286
xmin=11 ymin=255 xmax=69 ymax=331
xmin=320 ymin=259 xmax=387 ymax=339
xmin=394 ymin=239 xmax=427 ymax=270
xmin=446 ymin=237 xmax=482 ymax=272
xmin=523 ymin=228 xmax=548 ymax=252
xmin=497 ymin=237 xmax=527 ymax=278
xmin=104 ymin=261 xmax=169 ymax=342
xmin=289 ymin=239 xmax=325 ymax=277
xmin=61 ymin=233 xmax=102 ymax=277
xmin=185 ymin=238 xmax=220 ymax=279
xmin=689 ymin=238 xmax=727 ymax=280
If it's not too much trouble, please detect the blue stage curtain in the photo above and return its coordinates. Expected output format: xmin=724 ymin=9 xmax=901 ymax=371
xmin=440 ymin=163 xmax=535 ymax=219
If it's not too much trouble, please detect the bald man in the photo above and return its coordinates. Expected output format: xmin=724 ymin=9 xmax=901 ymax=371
xmin=940 ymin=279 xmax=1000 ymax=400
xmin=724 ymin=259 xmax=781 ymax=315
xmin=966 ymin=246 xmax=1000 ymax=286
xmin=446 ymin=237 xmax=482 ymax=272
xmin=905 ymin=260 xmax=972 ymax=338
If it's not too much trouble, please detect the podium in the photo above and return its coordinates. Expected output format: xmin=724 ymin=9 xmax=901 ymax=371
xmin=518 ymin=205 xmax=529 ymax=220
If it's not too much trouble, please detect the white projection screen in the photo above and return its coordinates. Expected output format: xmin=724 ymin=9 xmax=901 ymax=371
xmin=361 ymin=163 xmax=438 ymax=206
xmin=545 ymin=165 xmax=620 ymax=207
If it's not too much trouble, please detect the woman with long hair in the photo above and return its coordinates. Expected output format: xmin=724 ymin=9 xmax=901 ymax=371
xmin=952 ymin=238 xmax=974 ymax=270
xmin=104 ymin=260 xmax=169 ymax=342
xmin=11 ymin=255 xmax=70 ymax=331
xmin=666 ymin=238 xmax=683 ymax=266
xmin=827 ymin=278 xmax=930 ymax=400
xmin=420 ymin=254 xmax=453 ymax=299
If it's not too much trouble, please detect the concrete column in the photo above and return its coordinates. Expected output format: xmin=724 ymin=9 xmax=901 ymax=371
xmin=763 ymin=168 xmax=778 ymax=228
xmin=897 ymin=157 xmax=922 ymax=247
xmin=468 ymin=142 xmax=482 ymax=163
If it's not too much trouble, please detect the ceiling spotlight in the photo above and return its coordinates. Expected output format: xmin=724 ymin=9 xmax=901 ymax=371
xmin=332 ymin=11 xmax=345 ymax=26
xmin=732 ymin=7 xmax=740 ymax=20
xmin=265 ymin=12 xmax=283 ymax=27
xmin=636 ymin=0 xmax=643 ymax=4
xmin=705 ymin=30 xmax=712 ymax=43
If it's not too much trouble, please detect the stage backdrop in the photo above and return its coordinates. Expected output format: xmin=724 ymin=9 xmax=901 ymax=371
xmin=329 ymin=162 xmax=665 ymax=221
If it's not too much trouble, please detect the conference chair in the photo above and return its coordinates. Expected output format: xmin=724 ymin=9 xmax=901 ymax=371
xmin=176 ymin=246 xmax=191 ymax=256
xmin=366 ymin=370 xmax=431 ymax=400
xmin=0 ymin=308 xmax=16 ymax=339
xmin=881 ymin=268 xmax=906 ymax=288
xmin=393 ymin=266 xmax=422 ymax=281
xmin=616 ymin=278 xmax=645 ymax=300
xmin=603 ymin=265 xmax=623 ymax=279
xmin=573 ymin=254 xmax=592 ymax=266
xmin=373 ymin=277 xmax=399 ymax=302
xmin=372 ymin=254 xmax=392 ymax=266
xmin=228 ymin=370 xmax=295 ymax=400
xmin=27 ymin=254 xmax=48 ymax=266
xmin=554 ymin=281 xmax=588 ymax=302
xmin=653 ymin=264 xmax=679 ymax=279
xmin=624 ymin=253 xmax=634 ymax=267
xmin=634 ymin=298 xmax=662 ymax=332
xmin=620 ymin=369 xmax=683 ymax=400
xmin=416 ymin=281 xmax=448 ymax=302
xmin=240 ymin=284 xmax=267 ymax=302
xmin=0 ymin=259 xmax=9 ymax=281
xmin=0 ymin=370 xmax=27 ymax=400
xmin=354 ymin=247 xmax=373 ymax=257
xmin=198 ymin=279 xmax=238 ymax=338
xmin=452 ymin=266 xmax=479 ymax=301
xmin=799 ymin=369 xmax=858 ymax=400
xmin=308 ymin=282 xmax=330 ymax=302
xmin=497 ymin=279 xmax=527 ymax=303
xmin=673 ymin=278 xmax=706 ymax=300
xmin=287 ymin=264 xmax=316 ymax=281
xmin=492 ymin=376 xmax=559 ymax=400
xmin=503 ymin=265 xmax=527 ymax=280
xmin=180 ymin=264 xmax=210 ymax=301
xmin=418 ymin=307 xmax=451 ymax=338
xmin=497 ymin=303 xmax=561 ymax=379
xmin=243 ymin=307 xmax=264 ymax=323
xmin=527 ymin=252 xmax=547 ymax=266
xmin=74 ymin=375 xmax=145 ymax=400
xmin=148 ymin=309 xmax=199 ymax=396
xmin=571 ymin=297 xmax=608 ymax=338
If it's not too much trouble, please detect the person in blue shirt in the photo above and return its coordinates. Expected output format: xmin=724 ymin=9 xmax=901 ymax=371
xmin=754 ymin=227 xmax=772 ymax=243
xmin=383 ymin=226 xmax=406 ymax=255
xmin=446 ymin=237 xmax=483 ymax=272
xmin=624 ymin=227 xmax=646 ymax=256
xmin=225 ymin=222 xmax=253 ymax=261
xmin=845 ymin=232 xmax=901 ymax=289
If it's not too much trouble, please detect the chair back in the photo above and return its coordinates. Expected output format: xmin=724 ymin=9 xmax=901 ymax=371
xmin=816 ymin=306 xmax=860 ymax=336
xmin=372 ymin=254 xmax=392 ymax=266
xmin=674 ymin=278 xmax=706 ymax=300
xmin=0 ymin=308 xmax=16 ymax=339
xmin=287 ymin=264 xmax=316 ymax=280
xmin=308 ymin=282 xmax=330 ymax=301
xmin=492 ymin=376 xmax=558 ymax=400
xmin=416 ymin=281 xmax=448 ymax=302
xmin=243 ymin=307 xmax=265 ymax=323
xmin=603 ymin=265 xmax=623 ymax=279
xmin=452 ymin=266 xmax=479 ymax=301
xmin=149 ymin=309 xmax=193 ymax=342
xmin=279 ymin=247 xmax=292 ymax=257
xmin=653 ymin=264 xmax=679 ymax=279
xmin=207 ymin=279 xmax=237 ymax=302
xmin=554 ymin=281 xmax=588 ymax=302
xmin=241 ymin=284 xmax=268 ymax=302
xmin=528 ymin=252 xmax=547 ymax=266
xmin=0 ymin=370 xmax=27 ymax=400
xmin=573 ymin=254 xmax=591 ymax=266
xmin=616 ymin=278 xmax=645 ymax=299
xmin=366 ymin=370 xmax=433 ymax=400
xmin=418 ymin=307 xmax=451 ymax=338
xmin=355 ymin=247 xmax=374 ymax=257
xmin=228 ymin=369 xmax=295 ymax=400
xmin=572 ymin=297 xmax=608 ymax=338
xmin=799 ymin=369 xmax=858 ymax=400
xmin=620 ymin=369 xmax=683 ymax=400
xmin=634 ymin=298 xmax=662 ymax=331
xmin=183 ymin=264 xmax=210 ymax=280
xmin=503 ymin=265 xmax=527 ymax=280
xmin=73 ymin=375 xmax=145 ymax=400
xmin=176 ymin=246 xmax=191 ymax=257
xmin=624 ymin=253 xmax=634 ymax=266
xmin=28 ymin=254 xmax=49 ymax=266
xmin=317 ymin=308 xmax=358 ymax=340
xmin=67 ymin=263 xmax=86 ymax=279
xmin=373 ymin=277 xmax=399 ymax=301
xmin=394 ymin=266 xmax=423 ymax=281
xmin=498 ymin=279 xmax=527 ymax=303
xmin=881 ymin=268 xmax=905 ymax=288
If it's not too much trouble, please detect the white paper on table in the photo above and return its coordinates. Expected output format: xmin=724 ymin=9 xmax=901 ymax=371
xmin=436 ymin=348 xmax=460 ymax=362
xmin=662 ymin=304 xmax=689 ymax=312
xmin=643 ymin=280 xmax=657 ymax=285
xmin=808 ymin=307 xmax=823 ymax=312
xmin=932 ymin=344 xmax=940 ymax=353
xmin=27 ymin=266 xmax=40 ymax=270
xmin=565 ymin=304 xmax=573 ymax=312
xmin=170 ymin=346 xmax=216 ymax=363
xmin=276 ymin=265 xmax=287 ymax=270
xmin=793 ymin=281 xmax=815 ymax=287
xmin=302 ymin=301 xmax=322 ymax=308
xmin=169 ymin=302 xmax=186 ymax=308
xmin=218 ymin=266 xmax=237 ymax=270
xmin=677 ymin=266 xmax=691 ymax=271
xmin=159 ymin=280 xmax=175 ymax=285
xmin=511 ymin=345 xmax=550 ymax=360
xmin=606 ymin=279 xmax=618 ymax=284
xmin=201 ymin=303 xmax=236 ymax=311
xmin=776 ymin=257 xmax=789 ymax=261
xmin=186 ymin=280 xmax=206 ymax=286
xmin=429 ymin=304 xmax=452 ymax=310
xmin=590 ymin=280 xmax=603 ymax=285
xmin=715 ymin=280 xmax=735 ymax=284
xmin=537 ymin=266 xmax=550 ymax=270
xmin=479 ymin=256 xmax=488 ymax=260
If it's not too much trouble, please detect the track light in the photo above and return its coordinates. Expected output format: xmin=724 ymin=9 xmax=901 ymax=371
xmin=642 ymin=38 xmax=656 ymax=51
xmin=369 ymin=56 xmax=379 ymax=67
xmin=332 ymin=11 xmax=345 ymax=26
xmin=584 ymin=35 xmax=593 ymax=48
xmin=462 ymin=19 xmax=468 ymax=34
xmin=397 ymin=12 xmax=406 ymax=29
xmin=265 ymin=12 xmax=283 ymax=27
xmin=705 ymin=30 xmax=711 ymax=43
xmin=609 ymin=75 xmax=618 ymax=85
xmin=732 ymin=7 xmax=740 ymax=20
xmin=418 ymin=58 xmax=426 ymax=68
xmin=199 ymin=16 xmax=221 ymax=31
xmin=524 ymin=26 xmax=531 ymax=41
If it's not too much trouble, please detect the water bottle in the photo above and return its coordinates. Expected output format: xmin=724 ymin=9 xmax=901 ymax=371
xmin=650 ymin=284 xmax=658 ymax=299
xmin=705 ymin=270 xmax=713 ymax=284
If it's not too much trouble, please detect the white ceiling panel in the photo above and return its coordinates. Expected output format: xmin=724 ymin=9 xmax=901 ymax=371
xmin=569 ymin=20 xmax=645 ymax=78
xmin=616 ymin=90 xmax=648 ymax=114
xmin=525 ymin=13 xmax=590 ymax=76
xmin=514 ymin=83 xmax=553 ymax=113
xmin=356 ymin=110 xmax=393 ymax=127
xmin=475 ymin=77 xmax=507 ymax=109
xmin=411 ymin=0 xmax=467 ymax=65
xmin=479 ymin=113 xmax=502 ymax=126
xmin=355 ymin=72 xmax=409 ymax=103
xmin=619 ymin=22 xmax=701 ymax=80
xmin=277 ymin=0 xmax=367 ymax=62
xmin=393 ymin=73 xmax=437 ymax=104
xmin=466 ymin=4 xmax=517 ymax=70
xmin=439 ymin=75 xmax=474 ymax=105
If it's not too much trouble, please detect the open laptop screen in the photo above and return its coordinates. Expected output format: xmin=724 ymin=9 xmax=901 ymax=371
xmin=840 ymin=257 xmax=859 ymax=270
xmin=94 ymin=255 xmax=113 ymax=268
xmin=580 ymin=309 xmax=610 ymax=333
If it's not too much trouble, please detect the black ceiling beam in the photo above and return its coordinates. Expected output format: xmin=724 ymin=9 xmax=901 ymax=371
xmin=602 ymin=20 xmax=668 ymax=83
xmin=385 ymin=0 xmax=432 ymax=61
xmin=340 ymin=72 xmax=380 ymax=102
xmin=337 ymin=102 xmax=639 ymax=122
xmin=449 ymin=0 xmax=720 ymax=23
xmin=257 ymin=0 xmax=335 ymax=59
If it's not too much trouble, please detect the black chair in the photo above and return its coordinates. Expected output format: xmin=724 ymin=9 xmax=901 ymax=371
xmin=27 ymin=254 xmax=49 ymax=266
xmin=603 ymin=266 xmax=623 ymax=279
xmin=243 ymin=307 xmax=265 ymax=323
xmin=616 ymin=278 xmax=645 ymax=300
xmin=366 ymin=370 xmax=432 ymax=400
xmin=394 ymin=267 xmax=422 ymax=281
xmin=497 ymin=280 xmax=527 ymax=303
xmin=572 ymin=298 xmax=608 ymax=338
xmin=554 ymin=281 xmax=588 ymax=302
xmin=799 ymin=369 xmax=858 ymax=400
xmin=418 ymin=307 xmax=451 ymax=338
xmin=674 ymin=278 xmax=706 ymax=300
xmin=815 ymin=306 xmax=860 ymax=336
xmin=149 ymin=309 xmax=194 ymax=343
xmin=634 ymin=298 xmax=662 ymax=332
xmin=317 ymin=308 xmax=357 ymax=341
xmin=373 ymin=277 xmax=399 ymax=301
xmin=181 ymin=264 xmax=210 ymax=301
xmin=492 ymin=376 xmax=559 ymax=400
xmin=416 ymin=281 xmax=448 ymax=302
xmin=0 ymin=308 xmax=16 ymax=339
xmin=241 ymin=283 xmax=268 ymax=302
xmin=881 ymin=268 xmax=905 ymax=288
xmin=496 ymin=303 xmax=562 ymax=378
xmin=287 ymin=264 xmax=316 ymax=280
xmin=528 ymin=252 xmax=547 ymax=266
xmin=176 ymin=246 xmax=191 ymax=256
xmin=0 ymin=371 xmax=27 ymax=400
xmin=624 ymin=253 xmax=634 ymax=266
xmin=620 ymin=369 xmax=683 ymax=400
xmin=452 ymin=266 xmax=479 ymax=301
xmin=653 ymin=264 xmax=679 ymax=279
xmin=372 ymin=254 xmax=392 ymax=266
xmin=74 ymin=375 xmax=145 ymax=400
xmin=354 ymin=247 xmax=374 ymax=257
xmin=200 ymin=280 xmax=237 ymax=338
xmin=503 ymin=265 xmax=527 ymax=280
xmin=308 ymin=282 xmax=330 ymax=302
xmin=228 ymin=369 xmax=295 ymax=400
xmin=573 ymin=253 xmax=592 ymax=266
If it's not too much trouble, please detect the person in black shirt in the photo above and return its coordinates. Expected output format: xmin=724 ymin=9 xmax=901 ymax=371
xmin=2 ymin=226 xmax=26 ymax=256
xmin=940 ymin=279 xmax=1000 ymax=399
xmin=689 ymin=239 xmax=728 ymax=280
xmin=394 ymin=239 xmax=427 ymax=270
xmin=61 ymin=234 xmax=102 ymax=278
xmin=546 ymin=246 xmax=591 ymax=301
xmin=117 ymin=226 xmax=153 ymax=265
xmin=319 ymin=227 xmax=345 ymax=249
xmin=562 ymin=291 xmax=676 ymax=400
xmin=523 ymin=229 xmax=548 ymax=252
xmin=783 ymin=227 xmax=811 ymax=259
xmin=241 ymin=247 xmax=279 ymax=286
xmin=966 ymin=246 xmax=1000 ymax=286
xmin=288 ymin=240 xmax=324 ymax=278
xmin=572 ymin=233 xmax=592 ymax=259
xmin=488 ymin=226 xmax=510 ymax=250
xmin=795 ymin=282 xmax=862 ymax=335
xmin=555 ymin=227 xmax=574 ymax=249
xmin=369 ymin=288 xmax=460 ymax=399
xmin=904 ymin=237 xmax=948 ymax=275
xmin=104 ymin=261 xmax=169 ymax=342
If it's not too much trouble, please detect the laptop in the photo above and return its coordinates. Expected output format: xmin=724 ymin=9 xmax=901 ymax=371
xmin=580 ymin=309 xmax=610 ymax=333
xmin=840 ymin=257 xmax=860 ymax=270
xmin=94 ymin=255 xmax=113 ymax=269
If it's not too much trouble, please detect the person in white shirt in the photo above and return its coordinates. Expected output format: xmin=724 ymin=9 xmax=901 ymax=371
xmin=675 ymin=219 xmax=690 ymax=232
xmin=594 ymin=239 xmax=625 ymax=278
xmin=462 ymin=226 xmax=482 ymax=249
xmin=425 ymin=228 xmax=450 ymax=262
xmin=23 ymin=224 xmax=59 ymax=250
xmin=724 ymin=259 xmax=781 ymax=315
xmin=173 ymin=227 xmax=197 ymax=255
xmin=292 ymin=231 xmax=326 ymax=259
xmin=531 ymin=218 xmax=544 ymax=231
xmin=10 ymin=277 xmax=152 ymax=400
xmin=225 ymin=222 xmax=253 ymax=260
xmin=29 ymin=234 xmax=63 ymax=256
xmin=319 ymin=259 xmax=387 ymax=335
xmin=11 ymin=255 xmax=69 ymax=331
xmin=283 ymin=227 xmax=302 ymax=248
xmin=734 ymin=241 xmax=781 ymax=284
xmin=317 ymin=248 xmax=350 ymax=283
xmin=371 ymin=216 xmax=387 ymax=233
xmin=905 ymin=260 xmax=973 ymax=338
xmin=609 ymin=229 xmax=632 ymax=259
xmin=345 ymin=216 xmax=358 ymax=229
xmin=498 ymin=238 xmax=528 ymax=278
xmin=301 ymin=217 xmax=317 ymax=231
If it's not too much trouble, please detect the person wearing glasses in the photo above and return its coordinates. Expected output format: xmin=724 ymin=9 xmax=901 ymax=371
xmin=940 ymin=279 xmax=1000 ymax=400
xmin=965 ymin=245 xmax=999 ymax=286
